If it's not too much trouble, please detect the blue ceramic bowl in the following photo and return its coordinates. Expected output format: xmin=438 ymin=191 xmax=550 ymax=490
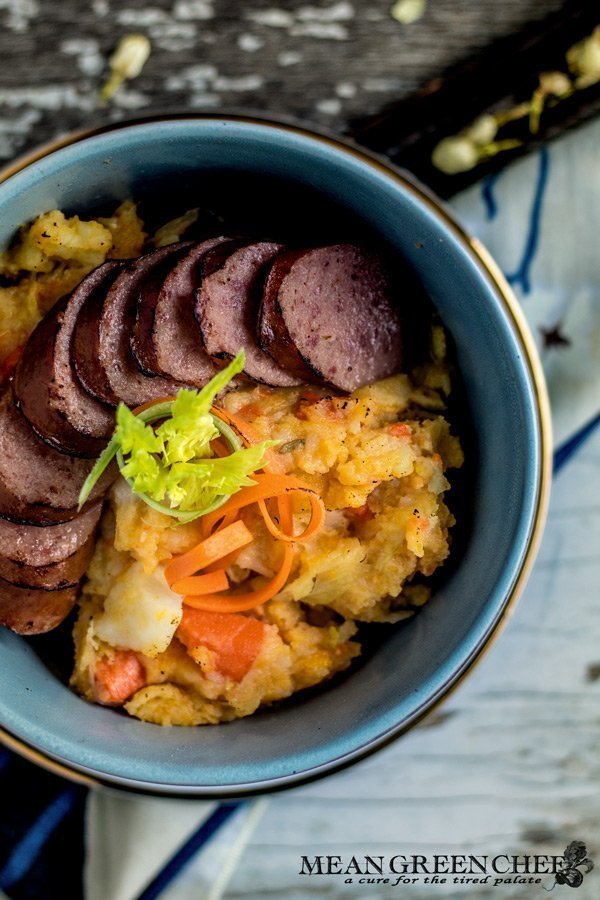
xmin=0 ymin=116 xmax=551 ymax=796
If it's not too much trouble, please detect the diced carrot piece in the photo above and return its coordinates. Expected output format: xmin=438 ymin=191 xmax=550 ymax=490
xmin=236 ymin=402 xmax=262 ymax=419
xmin=176 ymin=608 xmax=267 ymax=681
xmin=388 ymin=422 xmax=412 ymax=439
xmin=346 ymin=504 xmax=375 ymax=522
xmin=320 ymin=398 xmax=345 ymax=420
xmin=93 ymin=650 xmax=146 ymax=706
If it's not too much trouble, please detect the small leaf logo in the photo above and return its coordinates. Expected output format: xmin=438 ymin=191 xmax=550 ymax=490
xmin=546 ymin=841 xmax=594 ymax=890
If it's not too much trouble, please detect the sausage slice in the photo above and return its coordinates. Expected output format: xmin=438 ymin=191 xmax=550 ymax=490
xmin=0 ymin=534 xmax=96 ymax=590
xmin=72 ymin=269 xmax=122 ymax=408
xmin=0 ymin=579 xmax=79 ymax=634
xmin=0 ymin=505 xmax=100 ymax=588
xmin=0 ymin=504 xmax=100 ymax=567
xmin=195 ymin=241 xmax=301 ymax=386
xmin=0 ymin=391 xmax=113 ymax=526
xmin=131 ymin=238 xmax=228 ymax=387
xmin=13 ymin=262 xmax=121 ymax=457
xmin=258 ymin=244 xmax=403 ymax=391
xmin=98 ymin=243 xmax=192 ymax=406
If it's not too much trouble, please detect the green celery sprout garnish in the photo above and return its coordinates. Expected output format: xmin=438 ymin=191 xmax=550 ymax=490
xmin=78 ymin=351 xmax=276 ymax=523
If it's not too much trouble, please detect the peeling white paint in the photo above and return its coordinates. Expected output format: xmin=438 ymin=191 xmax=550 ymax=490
xmin=335 ymin=81 xmax=357 ymax=98
xmin=363 ymin=76 xmax=404 ymax=91
xmin=173 ymin=0 xmax=214 ymax=20
xmin=165 ymin=65 xmax=261 ymax=94
xmin=165 ymin=64 xmax=218 ymax=92
xmin=0 ymin=86 xmax=96 ymax=112
xmin=291 ymin=22 xmax=348 ymax=40
xmin=0 ymin=109 xmax=40 ymax=159
xmin=117 ymin=8 xmax=170 ymax=27
xmin=277 ymin=50 xmax=302 ymax=66
xmin=189 ymin=93 xmax=221 ymax=108
xmin=165 ymin=65 xmax=262 ymax=95
xmin=246 ymin=3 xmax=351 ymax=38
xmin=316 ymin=97 xmax=342 ymax=115
xmin=245 ymin=9 xmax=294 ymax=29
xmin=152 ymin=24 xmax=197 ymax=53
xmin=237 ymin=33 xmax=264 ymax=53
xmin=297 ymin=2 xmax=354 ymax=22
xmin=61 ymin=38 xmax=105 ymax=77
xmin=0 ymin=0 xmax=39 ymax=33
xmin=213 ymin=74 xmax=263 ymax=91
xmin=0 ymin=109 xmax=39 ymax=131
xmin=109 ymin=88 xmax=151 ymax=109
xmin=155 ymin=22 xmax=196 ymax=38
xmin=91 ymin=0 xmax=109 ymax=16
xmin=116 ymin=8 xmax=197 ymax=52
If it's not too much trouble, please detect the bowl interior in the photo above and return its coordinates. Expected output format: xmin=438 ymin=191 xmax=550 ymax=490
xmin=0 ymin=118 xmax=544 ymax=794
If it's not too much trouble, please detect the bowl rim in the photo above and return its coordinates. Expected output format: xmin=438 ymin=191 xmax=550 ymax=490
xmin=0 ymin=113 xmax=552 ymax=797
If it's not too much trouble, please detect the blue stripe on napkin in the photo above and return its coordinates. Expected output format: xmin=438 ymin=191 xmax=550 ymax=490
xmin=0 ymin=753 xmax=86 ymax=900
xmin=134 ymin=803 xmax=245 ymax=900
xmin=553 ymin=409 xmax=600 ymax=474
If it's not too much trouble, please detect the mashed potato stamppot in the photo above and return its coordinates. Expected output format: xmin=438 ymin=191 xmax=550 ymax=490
xmin=0 ymin=204 xmax=464 ymax=727
xmin=0 ymin=202 xmax=146 ymax=370
xmin=71 ymin=372 xmax=462 ymax=725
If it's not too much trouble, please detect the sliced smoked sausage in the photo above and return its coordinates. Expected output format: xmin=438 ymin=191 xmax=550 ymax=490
xmin=0 ymin=579 xmax=79 ymax=634
xmin=0 ymin=506 xmax=100 ymax=588
xmin=195 ymin=241 xmax=301 ymax=387
xmin=258 ymin=244 xmax=403 ymax=391
xmin=0 ymin=391 xmax=114 ymax=526
xmin=0 ymin=534 xmax=96 ymax=589
xmin=97 ymin=243 xmax=191 ymax=406
xmin=131 ymin=237 xmax=228 ymax=387
xmin=13 ymin=261 xmax=121 ymax=457
xmin=0 ymin=504 xmax=100 ymax=567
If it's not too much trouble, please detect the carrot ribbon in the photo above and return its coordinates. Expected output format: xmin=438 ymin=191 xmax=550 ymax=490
xmin=165 ymin=405 xmax=325 ymax=613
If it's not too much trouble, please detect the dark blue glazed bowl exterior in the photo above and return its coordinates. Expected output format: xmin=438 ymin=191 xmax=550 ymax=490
xmin=0 ymin=117 xmax=551 ymax=796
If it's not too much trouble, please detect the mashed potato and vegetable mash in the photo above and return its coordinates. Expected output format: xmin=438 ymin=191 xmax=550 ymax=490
xmin=0 ymin=203 xmax=463 ymax=726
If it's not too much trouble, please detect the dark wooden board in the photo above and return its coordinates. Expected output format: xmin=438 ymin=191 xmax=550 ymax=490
xmin=0 ymin=0 xmax=566 ymax=166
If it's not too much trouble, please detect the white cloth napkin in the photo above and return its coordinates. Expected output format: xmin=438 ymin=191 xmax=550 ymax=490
xmin=452 ymin=118 xmax=600 ymax=447
xmin=85 ymin=116 xmax=600 ymax=899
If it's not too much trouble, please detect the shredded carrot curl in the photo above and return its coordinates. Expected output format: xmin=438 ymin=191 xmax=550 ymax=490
xmin=183 ymin=544 xmax=294 ymax=613
xmin=164 ymin=521 xmax=253 ymax=586
xmin=165 ymin=406 xmax=325 ymax=613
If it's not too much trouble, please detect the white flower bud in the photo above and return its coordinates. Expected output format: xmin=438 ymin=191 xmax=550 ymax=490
xmin=464 ymin=114 xmax=497 ymax=146
xmin=431 ymin=136 xmax=479 ymax=175
xmin=390 ymin=0 xmax=427 ymax=25
xmin=110 ymin=34 xmax=151 ymax=80
xmin=539 ymin=70 xmax=572 ymax=97
xmin=101 ymin=34 xmax=151 ymax=102
xmin=567 ymin=29 xmax=600 ymax=88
